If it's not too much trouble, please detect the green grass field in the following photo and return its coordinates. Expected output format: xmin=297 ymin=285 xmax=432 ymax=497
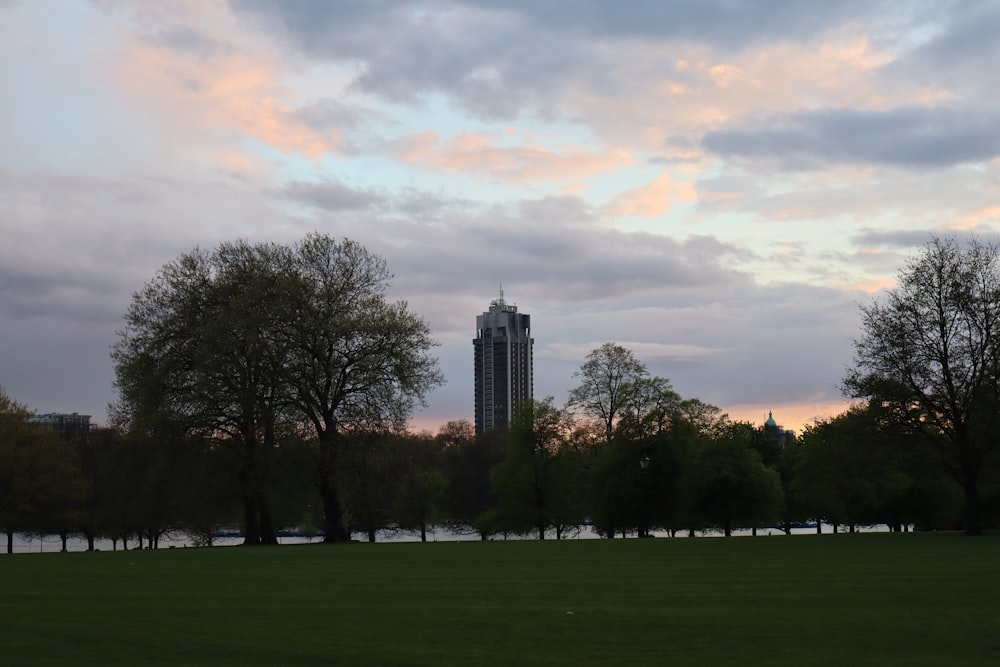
xmin=1 ymin=533 xmax=998 ymax=666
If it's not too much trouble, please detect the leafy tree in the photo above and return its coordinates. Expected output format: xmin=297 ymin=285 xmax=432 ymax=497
xmin=617 ymin=376 xmax=683 ymax=441
xmin=436 ymin=420 xmax=476 ymax=450
xmin=443 ymin=423 xmax=505 ymax=538
xmin=764 ymin=431 xmax=812 ymax=535
xmin=568 ymin=343 xmax=649 ymax=441
xmin=113 ymin=241 xmax=296 ymax=544
xmin=677 ymin=398 xmax=728 ymax=437
xmin=282 ymin=235 xmax=442 ymax=543
xmin=487 ymin=397 xmax=577 ymax=539
xmin=589 ymin=423 xmax=691 ymax=539
xmin=796 ymin=405 xmax=960 ymax=533
xmin=338 ymin=433 xmax=404 ymax=542
xmin=0 ymin=389 xmax=85 ymax=552
xmin=794 ymin=409 xmax=895 ymax=531
xmin=685 ymin=422 xmax=783 ymax=536
xmin=393 ymin=433 xmax=448 ymax=542
xmin=844 ymin=236 xmax=1000 ymax=535
xmin=113 ymin=234 xmax=442 ymax=544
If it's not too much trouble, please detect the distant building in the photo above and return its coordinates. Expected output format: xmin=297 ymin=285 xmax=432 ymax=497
xmin=763 ymin=410 xmax=794 ymax=446
xmin=29 ymin=412 xmax=91 ymax=441
xmin=473 ymin=290 xmax=533 ymax=435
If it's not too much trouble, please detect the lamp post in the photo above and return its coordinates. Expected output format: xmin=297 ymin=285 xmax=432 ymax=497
xmin=639 ymin=454 xmax=650 ymax=538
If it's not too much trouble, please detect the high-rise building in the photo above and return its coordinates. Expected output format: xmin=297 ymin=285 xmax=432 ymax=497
xmin=473 ymin=291 xmax=533 ymax=434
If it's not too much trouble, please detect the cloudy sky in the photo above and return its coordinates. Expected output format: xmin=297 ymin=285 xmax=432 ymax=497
xmin=3 ymin=1 xmax=999 ymax=433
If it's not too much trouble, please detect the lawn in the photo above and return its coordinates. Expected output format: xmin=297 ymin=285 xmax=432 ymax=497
xmin=1 ymin=532 xmax=998 ymax=666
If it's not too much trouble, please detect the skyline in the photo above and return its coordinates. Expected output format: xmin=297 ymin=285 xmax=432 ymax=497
xmin=3 ymin=1 xmax=1000 ymax=433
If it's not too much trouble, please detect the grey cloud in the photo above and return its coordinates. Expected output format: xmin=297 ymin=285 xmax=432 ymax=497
xmin=232 ymin=0 xmax=898 ymax=53
xmin=367 ymin=196 xmax=747 ymax=304
xmin=702 ymin=106 xmax=1000 ymax=169
xmin=228 ymin=1 xmax=952 ymax=124
xmin=289 ymin=99 xmax=370 ymax=134
xmin=279 ymin=180 xmax=386 ymax=212
xmin=852 ymin=228 xmax=1000 ymax=250
xmin=0 ymin=270 xmax=123 ymax=323
xmin=145 ymin=26 xmax=229 ymax=60
xmin=475 ymin=0 xmax=906 ymax=45
xmin=888 ymin=1 xmax=1000 ymax=96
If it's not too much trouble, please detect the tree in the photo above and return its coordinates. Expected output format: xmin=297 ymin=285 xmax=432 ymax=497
xmin=588 ymin=423 xmax=691 ymax=539
xmin=796 ymin=405 xmax=960 ymax=533
xmin=794 ymin=409 xmax=900 ymax=532
xmin=282 ymin=234 xmax=443 ymax=542
xmin=0 ymin=388 xmax=85 ymax=552
xmin=113 ymin=234 xmax=442 ymax=545
xmin=338 ymin=432 xmax=403 ymax=542
xmin=486 ymin=397 xmax=577 ymax=539
xmin=844 ymin=236 xmax=1000 ymax=535
xmin=393 ymin=433 xmax=448 ymax=542
xmin=568 ymin=343 xmax=649 ymax=442
xmin=113 ymin=241 xmax=298 ymax=545
xmin=616 ymin=376 xmax=683 ymax=441
xmin=443 ymin=422 xmax=505 ymax=538
xmin=685 ymin=421 xmax=783 ymax=537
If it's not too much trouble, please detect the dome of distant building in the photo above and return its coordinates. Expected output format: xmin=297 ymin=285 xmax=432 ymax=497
xmin=765 ymin=411 xmax=777 ymax=428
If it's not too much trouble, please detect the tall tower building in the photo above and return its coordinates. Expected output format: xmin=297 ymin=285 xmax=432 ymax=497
xmin=473 ymin=290 xmax=533 ymax=434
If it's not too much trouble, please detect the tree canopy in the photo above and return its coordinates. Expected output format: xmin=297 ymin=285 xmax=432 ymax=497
xmin=844 ymin=235 xmax=1000 ymax=535
xmin=112 ymin=234 xmax=442 ymax=544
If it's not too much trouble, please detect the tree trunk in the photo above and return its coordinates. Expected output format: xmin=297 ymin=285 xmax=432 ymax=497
xmin=963 ymin=480 xmax=982 ymax=536
xmin=316 ymin=429 xmax=350 ymax=543
xmin=242 ymin=495 xmax=262 ymax=545
xmin=259 ymin=499 xmax=278 ymax=545
xmin=723 ymin=521 xmax=732 ymax=537
xmin=5 ymin=530 xmax=12 ymax=554
xmin=538 ymin=524 xmax=545 ymax=540
xmin=87 ymin=533 xmax=95 ymax=552
xmin=367 ymin=527 xmax=376 ymax=543
xmin=420 ymin=522 xmax=427 ymax=543
xmin=319 ymin=477 xmax=349 ymax=543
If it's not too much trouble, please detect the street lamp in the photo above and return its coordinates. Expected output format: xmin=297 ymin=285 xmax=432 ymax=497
xmin=639 ymin=454 xmax=650 ymax=537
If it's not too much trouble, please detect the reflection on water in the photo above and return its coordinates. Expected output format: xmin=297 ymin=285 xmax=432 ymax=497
xmin=2 ymin=523 xmax=897 ymax=554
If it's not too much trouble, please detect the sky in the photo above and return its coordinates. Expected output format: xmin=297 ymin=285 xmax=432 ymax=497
xmin=3 ymin=0 xmax=1000 ymax=435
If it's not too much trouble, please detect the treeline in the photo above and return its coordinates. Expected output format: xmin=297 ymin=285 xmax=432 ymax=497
xmin=7 ymin=233 xmax=1000 ymax=550
xmin=1 ymin=364 xmax=984 ymax=553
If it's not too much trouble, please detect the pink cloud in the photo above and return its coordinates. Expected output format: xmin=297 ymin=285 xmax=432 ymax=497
xmin=393 ymin=131 xmax=633 ymax=184
xmin=107 ymin=8 xmax=343 ymax=163
xmin=608 ymin=172 xmax=697 ymax=219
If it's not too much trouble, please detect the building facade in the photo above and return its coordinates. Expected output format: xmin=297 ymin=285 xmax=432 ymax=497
xmin=29 ymin=412 xmax=91 ymax=441
xmin=473 ymin=292 xmax=533 ymax=434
